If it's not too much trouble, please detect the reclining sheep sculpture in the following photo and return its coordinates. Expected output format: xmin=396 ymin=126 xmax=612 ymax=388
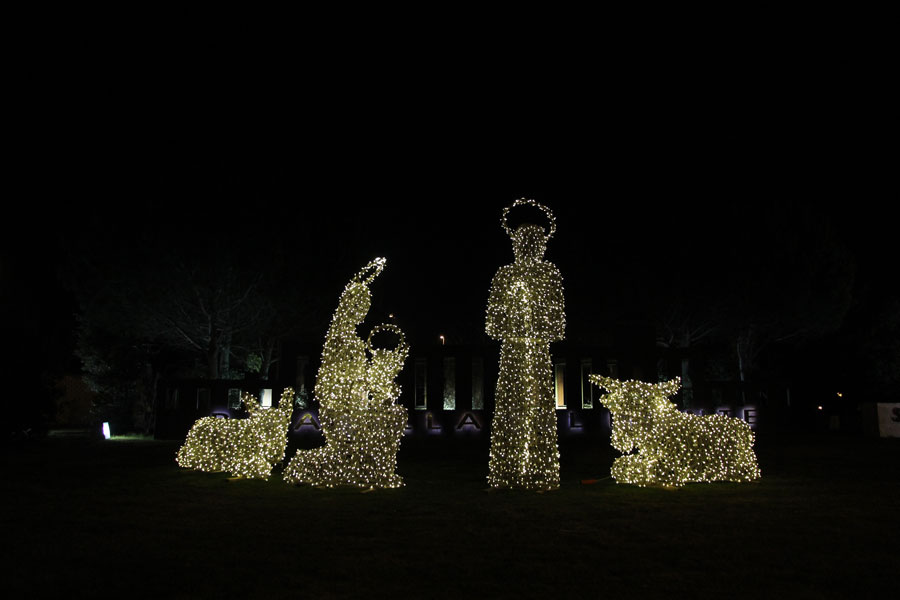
xmin=176 ymin=388 xmax=295 ymax=480
xmin=590 ymin=376 xmax=761 ymax=487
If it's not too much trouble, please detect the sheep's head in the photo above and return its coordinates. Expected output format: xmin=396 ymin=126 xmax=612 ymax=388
xmin=242 ymin=392 xmax=260 ymax=415
xmin=278 ymin=388 xmax=296 ymax=413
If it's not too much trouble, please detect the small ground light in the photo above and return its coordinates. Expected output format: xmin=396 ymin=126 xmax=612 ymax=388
xmin=102 ymin=422 xmax=111 ymax=439
xmin=439 ymin=335 xmax=445 ymax=345
xmin=836 ymin=392 xmax=843 ymax=398
xmin=817 ymin=406 xmax=824 ymax=410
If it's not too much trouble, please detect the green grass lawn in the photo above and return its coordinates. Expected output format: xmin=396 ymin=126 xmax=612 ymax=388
xmin=3 ymin=432 xmax=898 ymax=599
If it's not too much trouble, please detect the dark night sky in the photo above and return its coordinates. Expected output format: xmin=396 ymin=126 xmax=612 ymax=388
xmin=3 ymin=43 xmax=892 ymax=373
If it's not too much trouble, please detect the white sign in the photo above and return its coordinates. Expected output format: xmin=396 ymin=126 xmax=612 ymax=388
xmin=876 ymin=403 xmax=900 ymax=438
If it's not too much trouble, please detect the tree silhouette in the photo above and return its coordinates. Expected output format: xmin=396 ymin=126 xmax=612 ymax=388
xmin=64 ymin=201 xmax=328 ymax=432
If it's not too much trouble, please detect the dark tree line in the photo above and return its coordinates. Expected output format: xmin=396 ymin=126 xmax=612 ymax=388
xmin=62 ymin=201 xmax=333 ymax=433
xmin=562 ymin=200 xmax=858 ymax=397
xmin=33 ymin=194 xmax=895 ymax=436
xmin=2 ymin=250 xmax=76 ymax=438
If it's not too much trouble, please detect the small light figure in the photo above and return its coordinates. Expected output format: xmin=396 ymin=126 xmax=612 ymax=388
xmin=177 ymin=389 xmax=296 ymax=479
xmin=439 ymin=335 xmax=445 ymax=345
xmin=388 ymin=313 xmax=395 ymax=320
xmin=102 ymin=422 xmax=111 ymax=440
xmin=817 ymin=405 xmax=824 ymax=410
xmin=836 ymin=392 xmax=843 ymax=398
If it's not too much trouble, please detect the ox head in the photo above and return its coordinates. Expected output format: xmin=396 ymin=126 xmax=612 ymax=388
xmin=590 ymin=376 xmax=682 ymax=454
xmin=590 ymin=375 xmax=682 ymax=418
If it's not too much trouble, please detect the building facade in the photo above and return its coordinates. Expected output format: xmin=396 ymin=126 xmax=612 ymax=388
xmin=155 ymin=335 xmax=771 ymax=447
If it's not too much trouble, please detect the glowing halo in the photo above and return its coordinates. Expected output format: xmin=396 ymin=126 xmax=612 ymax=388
xmin=367 ymin=323 xmax=407 ymax=354
xmin=501 ymin=198 xmax=557 ymax=240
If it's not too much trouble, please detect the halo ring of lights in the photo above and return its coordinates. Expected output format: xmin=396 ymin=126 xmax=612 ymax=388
xmin=501 ymin=198 xmax=556 ymax=240
xmin=366 ymin=323 xmax=408 ymax=354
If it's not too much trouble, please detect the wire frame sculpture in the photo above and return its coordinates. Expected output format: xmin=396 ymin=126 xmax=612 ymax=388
xmin=486 ymin=199 xmax=566 ymax=490
xmin=283 ymin=259 xmax=410 ymax=489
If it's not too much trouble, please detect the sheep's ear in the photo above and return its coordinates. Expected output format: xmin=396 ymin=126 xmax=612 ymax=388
xmin=591 ymin=375 xmax=619 ymax=391
xmin=657 ymin=377 xmax=681 ymax=397
xmin=280 ymin=388 xmax=296 ymax=407
xmin=243 ymin=392 xmax=259 ymax=414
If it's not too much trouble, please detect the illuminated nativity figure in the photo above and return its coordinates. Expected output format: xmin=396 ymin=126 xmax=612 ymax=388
xmin=486 ymin=199 xmax=566 ymax=490
xmin=590 ymin=376 xmax=761 ymax=487
xmin=176 ymin=388 xmax=296 ymax=480
xmin=283 ymin=258 xmax=410 ymax=489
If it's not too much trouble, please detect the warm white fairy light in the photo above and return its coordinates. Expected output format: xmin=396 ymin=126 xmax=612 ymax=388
xmin=486 ymin=199 xmax=566 ymax=491
xmin=283 ymin=259 xmax=410 ymax=489
xmin=590 ymin=375 xmax=761 ymax=487
xmin=175 ymin=388 xmax=295 ymax=480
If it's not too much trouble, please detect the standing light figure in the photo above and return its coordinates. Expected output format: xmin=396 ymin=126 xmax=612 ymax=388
xmin=283 ymin=258 xmax=410 ymax=489
xmin=486 ymin=199 xmax=566 ymax=490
